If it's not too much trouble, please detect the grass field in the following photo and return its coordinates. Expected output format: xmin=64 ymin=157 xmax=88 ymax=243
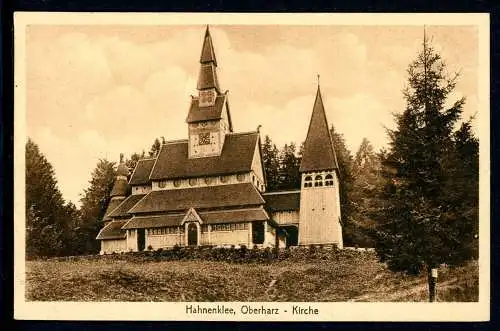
xmin=25 ymin=252 xmax=478 ymax=302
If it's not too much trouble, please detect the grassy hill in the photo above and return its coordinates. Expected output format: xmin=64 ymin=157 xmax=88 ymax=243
xmin=25 ymin=251 xmax=478 ymax=302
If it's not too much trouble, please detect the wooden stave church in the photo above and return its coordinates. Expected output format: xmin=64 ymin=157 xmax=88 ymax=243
xmin=96 ymin=27 xmax=344 ymax=254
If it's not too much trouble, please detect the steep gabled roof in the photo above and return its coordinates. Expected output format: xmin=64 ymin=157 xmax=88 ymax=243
xmin=129 ymin=158 xmax=156 ymax=186
xmin=149 ymin=132 xmax=259 ymax=180
xmin=96 ymin=220 xmax=127 ymax=240
xmin=128 ymin=183 xmax=265 ymax=214
xmin=263 ymin=190 xmax=301 ymax=212
xmin=107 ymin=194 xmax=146 ymax=218
xmin=200 ymin=26 xmax=217 ymax=65
xmin=186 ymin=93 xmax=226 ymax=124
xmin=299 ymin=86 xmax=339 ymax=173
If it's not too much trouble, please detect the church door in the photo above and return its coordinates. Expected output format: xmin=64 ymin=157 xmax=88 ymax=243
xmin=137 ymin=229 xmax=145 ymax=251
xmin=188 ymin=223 xmax=198 ymax=246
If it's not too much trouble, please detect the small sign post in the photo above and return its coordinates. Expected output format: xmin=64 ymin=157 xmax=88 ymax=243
xmin=429 ymin=268 xmax=438 ymax=302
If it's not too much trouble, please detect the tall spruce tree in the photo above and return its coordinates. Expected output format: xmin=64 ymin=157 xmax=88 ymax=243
xmin=261 ymin=135 xmax=280 ymax=191
xmin=375 ymin=34 xmax=477 ymax=301
xmin=78 ymin=159 xmax=116 ymax=254
xmin=277 ymin=143 xmax=301 ymax=190
xmin=349 ymin=137 xmax=384 ymax=247
xmin=329 ymin=125 xmax=356 ymax=243
xmin=25 ymin=138 xmax=67 ymax=257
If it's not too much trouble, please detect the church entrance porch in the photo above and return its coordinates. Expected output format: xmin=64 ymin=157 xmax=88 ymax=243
xmin=187 ymin=223 xmax=198 ymax=246
xmin=283 ymin=225 xmax=299 ymax=247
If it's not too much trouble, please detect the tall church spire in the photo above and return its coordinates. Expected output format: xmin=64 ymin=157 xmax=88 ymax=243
xmin=299 ymin=82 xmax=339 ymax=173
xmin=197 ymin=26 xmax=220 ymax=92
xmin=200 ymin=25 xmax=217 ymax=65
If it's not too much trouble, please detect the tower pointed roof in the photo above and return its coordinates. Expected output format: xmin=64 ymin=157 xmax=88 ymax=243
xmin=299 ymin=84 xmax=339 ymax=173
xmin=200 ymin=26 xmax=217 ymax=66
xmin=197 ymin=26 xmax=220 ymax=91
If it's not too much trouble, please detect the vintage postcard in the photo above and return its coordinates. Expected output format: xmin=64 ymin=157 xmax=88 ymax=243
xmin=14 ymin=12 xmax=490 ymax=321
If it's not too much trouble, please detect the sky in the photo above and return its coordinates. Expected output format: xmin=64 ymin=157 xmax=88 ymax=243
xmin=25 ymin=24 xmax=479 ymax=206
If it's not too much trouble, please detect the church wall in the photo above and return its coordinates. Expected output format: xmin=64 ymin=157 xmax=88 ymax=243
xmin=100 ymin=239 xmax=127 ymax=255
xmin=298 ymin=171 xmax=343 ymax=248
xmin=208 ymin=228 xmax=250 ymax=247
xmin=132 ymin=185 xmax=151 ymax=195
xmin=271 ymin=210 xmax=300 ymax=225
xmin=251 ymin=142 xmax=265 ymax=191
xmin=146 ymin=232 xmax=183 ymax=249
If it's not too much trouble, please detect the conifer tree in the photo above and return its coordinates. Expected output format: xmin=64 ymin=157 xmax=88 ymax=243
xmin=261 ymin=135 xmax=280 ymax=191
xmin=25 ymin=138 xmax=67 ymax=257
xmin=78 ymin=159 xmax=116 ymax=253
xmin=278 ymin=143 xmax=301 ymax=190
xmin=375 ymin=34 xmax=478 ymax=301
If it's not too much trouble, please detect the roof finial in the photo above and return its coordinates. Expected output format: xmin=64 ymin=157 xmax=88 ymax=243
xmin=119 ymin=153 xmax=124 ymax=163
xmin=257 ymin=124 xmax=262 ymax=133
xmin=317 ymin=73 xmax=320 ymax=87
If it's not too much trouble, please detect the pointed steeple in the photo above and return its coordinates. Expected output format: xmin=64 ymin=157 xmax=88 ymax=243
xmin=197 ymin=26 xmax=220 ymax=91
xmin=110 ymin=153 xmax=130 ymax=197
xmin=299 ymin=82 xmax=339 ymax=173
xmin=200 ymin=26 xmax=217 ymax=65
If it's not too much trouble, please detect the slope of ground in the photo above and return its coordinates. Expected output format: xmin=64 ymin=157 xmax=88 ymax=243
xmin=25 ymin=252 xmax=478 ymax=302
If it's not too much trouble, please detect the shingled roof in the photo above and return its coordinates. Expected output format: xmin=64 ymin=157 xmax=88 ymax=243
xmin=122 ymin=208 xmax=269 ymax=229
xmin=186 ymin=94 xmax=226 ymax=124
xmin=102 ymin=197 xmax=125 ymax=221
xmin=107 ymin=194 xmax=146 ymax=218
xmin=300 ymin=86 xmax=339 ymax=173
xmin=129 ymin=183 xmax=265 ymax=214
xmin=110 ymin=178 xmax=129 ymax=197
xmin=149 ymin=132 xmax=259 ymax=180
xmin=129 ymin=158 xmax=156 ymax=186
xmin=122 ymin=214 xmax=184 ymax=229
xmin=201 ymin=208 xmax=269 ymax=224
xmin=263 ymin=191 xmax=301 ymax=212
xmin=200 ymin=26 xmax=217 ymax=65
xmin=96 ymin=220 xmax=127 ymax=240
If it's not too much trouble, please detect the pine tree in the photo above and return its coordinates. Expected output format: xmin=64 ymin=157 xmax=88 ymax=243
xmin=25 ymin=138 xmax=67 ymax=257
xmin=329 ymin=125 xmax=355 ymax=237
xmin=149 ymin=138 xmax=161 ymax=157
xmin=277 ymin=143 xmax=301 ymax=190
xmin=375 ymin=34 xmax=477 ymax=301
xmin=348 ymin=138 xmax=384 ymax=247
xmin=78 ymin=159 xmax=116 ymax=254
xmin=261 ymin=135 xmax=280 ymax=191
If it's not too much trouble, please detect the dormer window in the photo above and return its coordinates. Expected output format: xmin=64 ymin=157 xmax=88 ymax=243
xmin=304 ymin=176 xmax=313 ymax=188
xmin=199 ymin=88 xmax=216 ymax=107
xmin=325 ymin=174 xmax=334 ymax=186
xmin=314 ymin=175 xmax=323 ymax=187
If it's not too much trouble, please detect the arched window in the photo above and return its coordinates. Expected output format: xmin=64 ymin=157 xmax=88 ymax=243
xmin=314 ymin=175 xmax=323 ymax=187
xmin=220 ymin=175 xmax=230 ymax=183
xmin=304 ymin=175 xmax=313 ymax=188
xmin=173 ymin=179 xmax=181 ymax=187
xmin=204 ymin=177 xmax=213 ymax=185
xmin=158 ymin=180 xmax=166 ymax=188
xmin=325 ymin=174 xmax=334 ymax=186
xmin=189 ymin=178 xmax=198 ymax=186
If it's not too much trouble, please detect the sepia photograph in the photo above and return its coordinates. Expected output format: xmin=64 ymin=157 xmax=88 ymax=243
xmin=14 ymin=13 xmax=489 ymax=321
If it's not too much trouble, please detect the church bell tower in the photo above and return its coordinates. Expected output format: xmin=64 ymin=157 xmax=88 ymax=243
xmin=186 ymin=26 xmax=233 ymax=159
xmin=298 ymin=81 xmax=343 ymax=248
